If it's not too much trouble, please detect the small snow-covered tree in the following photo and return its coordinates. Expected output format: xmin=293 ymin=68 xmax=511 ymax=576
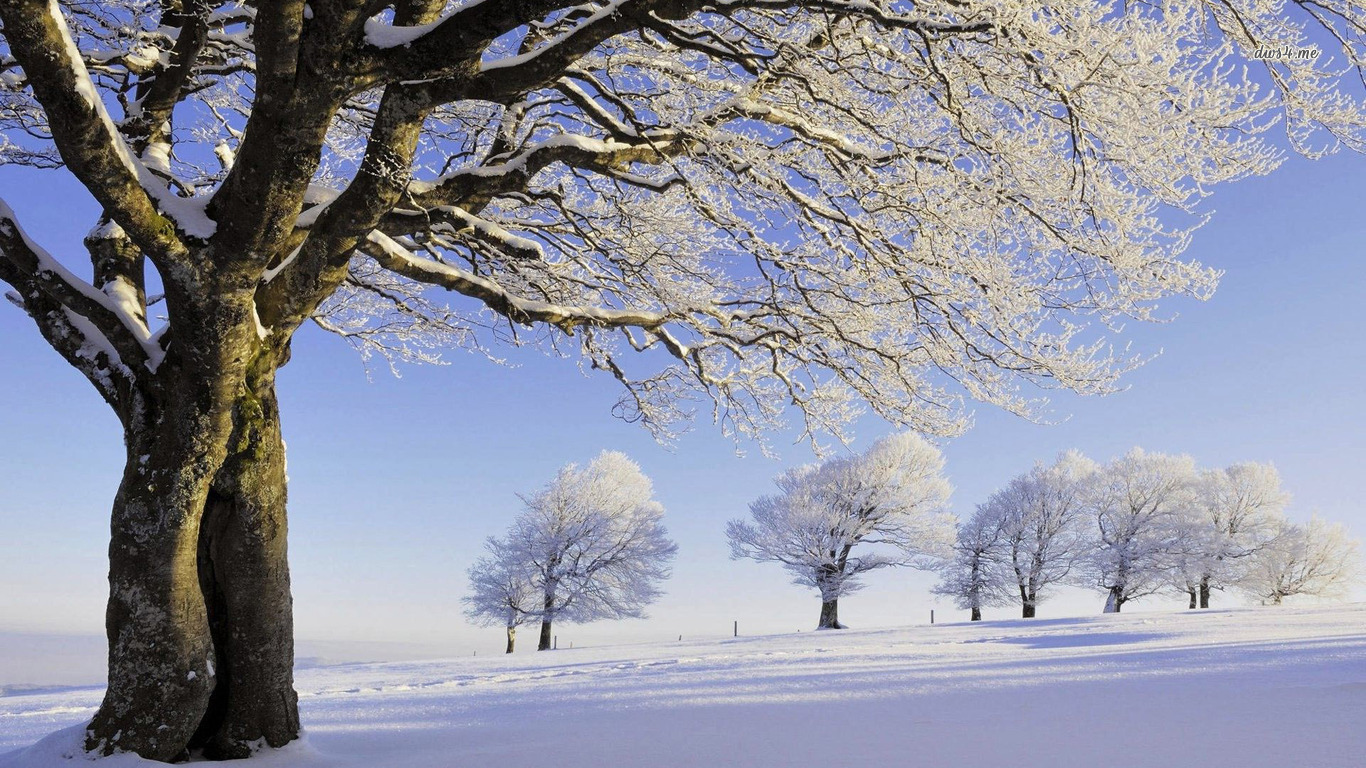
xmin=463 ymin=536 xmax=539 ymax=653
xmin=1188 ymin=463 xmax=1290 ymax=608
xmin=509 ymin=451 xmax=677 ymax=650
xmin=1241 ymin=517 xmax=1359 ymax=605
xmin=995 ymin=451 xmax=1098 ymax=618
xmin=729 ymin=433 xmax=954 ymax=629
xmin=1079 ymin=449 xmax=1198 ymax=613
xmin=933 ymin=505 xmax=1011 ymax=622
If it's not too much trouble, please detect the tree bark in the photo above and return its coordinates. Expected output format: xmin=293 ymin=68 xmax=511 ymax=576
xmin=1104 ymin=586 xmax=1124 ymax=613
xmin=818 ymin=599 xmax=844 ymax=629
xmin=970 ymin=606 xmax=982 ymax=622
xmin=189 ymin=370 xmax=300 ymax=759
xmin=84 ymin=298 xmax=301 ymax=761
xmin=86 ymin=415 xmax=219 ymax=761
xmin=1199 ymin=577 xmax=1212 ymax=609
xmin=1187 ymin=589 xmax=1197 ymax=609
xmin=1021 ymin=602 xmax=1036 ymax=619
xmin=506 ymin=626 xmax=516 ymax=654
xmin=538 ymin=619 xmax=553 ymax=650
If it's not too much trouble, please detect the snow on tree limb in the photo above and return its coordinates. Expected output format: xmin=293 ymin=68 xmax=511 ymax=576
xmin=0 ymin=199 xmax=161 ymax=377
xmin=2 ymin=0 xmax=1365 ymax=451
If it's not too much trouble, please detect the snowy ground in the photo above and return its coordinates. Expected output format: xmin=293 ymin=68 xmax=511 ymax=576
xmin=2 ymin=604 xmax=1364 ymax=767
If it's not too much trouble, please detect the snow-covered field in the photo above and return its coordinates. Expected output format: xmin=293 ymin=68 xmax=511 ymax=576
xmin=3 ymin=605 xmax=1364 ymax=767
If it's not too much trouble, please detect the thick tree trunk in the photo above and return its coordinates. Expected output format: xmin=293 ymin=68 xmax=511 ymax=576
xmin=86 ymin=421 xmax=219 ymax=760
xmin=818 ymin=599 xmax=844 ymax=629
xmin=1021 ymin=602 xmax=1036 ymax=619
xmin=1187 ymin=589 xmax=1197 ymax=609
xmin=538 ymin=619 xmax=553 ymax=650
xmin=85 ymin=299 xmax=300 ymax=761
xmin=1199 ymin=577 xmax=1212 ymax=609
xmin=506 ymin=626 xmax=516 ymax=654
xmin=970 ymin=606 xmax=982 ymax=622
xmin=189 ymin=372 xmax=299 ymax=758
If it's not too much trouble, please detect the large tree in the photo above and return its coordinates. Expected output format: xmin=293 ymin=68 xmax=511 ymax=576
xmin=2 ymin=0 xmax=1365 ymax=760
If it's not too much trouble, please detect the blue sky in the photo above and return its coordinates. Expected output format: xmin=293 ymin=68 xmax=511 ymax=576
xmin=1 ymin=144 xmax=1363 ymax=660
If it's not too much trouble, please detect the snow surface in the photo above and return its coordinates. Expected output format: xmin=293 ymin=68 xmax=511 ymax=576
xmin=2 ymin=605 xmax=1364 ymax=766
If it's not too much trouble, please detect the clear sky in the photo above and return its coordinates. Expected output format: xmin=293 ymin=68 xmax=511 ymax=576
xmin=1 ymin=144 xmax=1364 ymax=661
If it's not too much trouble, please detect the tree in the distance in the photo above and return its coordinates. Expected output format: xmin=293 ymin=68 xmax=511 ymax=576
xmin=1078 ymin=449 xmax=1198 ymax=613
xmin=1240 ymin=517 xmax=1359 ymax=605
xmin=463 ymin=536 xmax=539 ymax=653
xmin=4 ymin=0 xmax=1366 ymax=759
xmin=933 ymin=504 xmax=1011 ymax=622
xmin=730 ymin=433 xmax=954 ymax=629
xmin=996 ymin=451 xmax=1097 ymax=619
xmin=507 ymin=451 xmax=676 ymax=650
xmin=1192 ymin=463 xmax=1290 ymax=608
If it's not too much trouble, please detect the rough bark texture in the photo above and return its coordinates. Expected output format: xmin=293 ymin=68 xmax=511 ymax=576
xmin=506 ymin=626 xmax=516 ymax=654
xmin=970 ymin=606 xmax=982 ymax=622
xmin=1187 ymin=589 xmax=1198 ymax=609
xmin=818 ymin=599 xmax=844 ymax=629
xmin=538 ymin=619 xmax=553 ymax=651
xmin=81 ymin=290 xmax=301 ymax=760
xmin=1199 ymin=578 xmax=1212 ymax=609
xmin=1022 ymin=602 xmax=1036 ymax=619
xmin=189 ymin=370 xmax=300 ymax=759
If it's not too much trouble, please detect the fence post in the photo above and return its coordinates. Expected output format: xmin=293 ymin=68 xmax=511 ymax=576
xmin=733 ymin=620 xmax=738 ymax=637
xmin=931 ymin=609 xmax=935 ymax=625
xmin=553 ymin=635 xmax=558 ymax=650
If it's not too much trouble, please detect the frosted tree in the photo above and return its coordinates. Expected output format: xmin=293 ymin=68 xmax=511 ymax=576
xmin=995 ymin=451 xmax=1098 ymax=618
xmin=463 ymin=536 xmax=540 ymax=653
xmin=730 ymin=433 xmax=954 ymax=629
xmin=1240 ymin=517 xmax=1360 ymax=605
xmin=1078 ymin=449 xmax=1199 ymax=613
xmin=1189 ymin=463 xmax=1290 ymax=608
xmin=4 ymin=0 xmax=1366 ymax=759
xmin=508 ymin=451 xmax=676 ymax=650
xmin=933 ymin=504 xmax=1011 ymax=622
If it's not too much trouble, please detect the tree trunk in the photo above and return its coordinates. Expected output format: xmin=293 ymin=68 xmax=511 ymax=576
xmin=538 ymin=619 xmax=553 ymax=650
xmin=1021 ymin=602 xmax=1036 ymax=619
xmin=818 ymin=599 xmax=844 ymax=629
xmin=970 ymin=606 xmax=982 ymax=622
xmin=1199 ymin=577 xmax=1212 ymax=609
xmin=84 ymin=300 xmax=300 ymax=761
xmin=1187 ymin=589 xmax=1197 ymax=609
xmin=85 ymin=418 xmax=219 ymax=761
xmin=189 ymin=371 xmax=299 ymax=759
xmin=1104 ymin=587 xmax=1124 ymax=613
xmin=506 ymin=626 xmax=516 ymax=654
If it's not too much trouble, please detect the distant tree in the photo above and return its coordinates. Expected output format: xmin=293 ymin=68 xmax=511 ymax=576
xmin=996 ymin=451 xmax=1098 ymax=618
xmin=507 ymin=452 xmax=677 ymax=650
xmin=463 ymin=536 xmax=539 ymax=653
xmin=729 ymin=433 xmax=954 ymax=629
xmin=1240 ymin=517 xmax=1359 ymax=605
xmin=1190 ymin=463 xmax=1290 ymax=608
xmin=1079 ymin=449 xmax=1198 ymax=613
xmin=933 ymin=505 xmax=1011 ymax=621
